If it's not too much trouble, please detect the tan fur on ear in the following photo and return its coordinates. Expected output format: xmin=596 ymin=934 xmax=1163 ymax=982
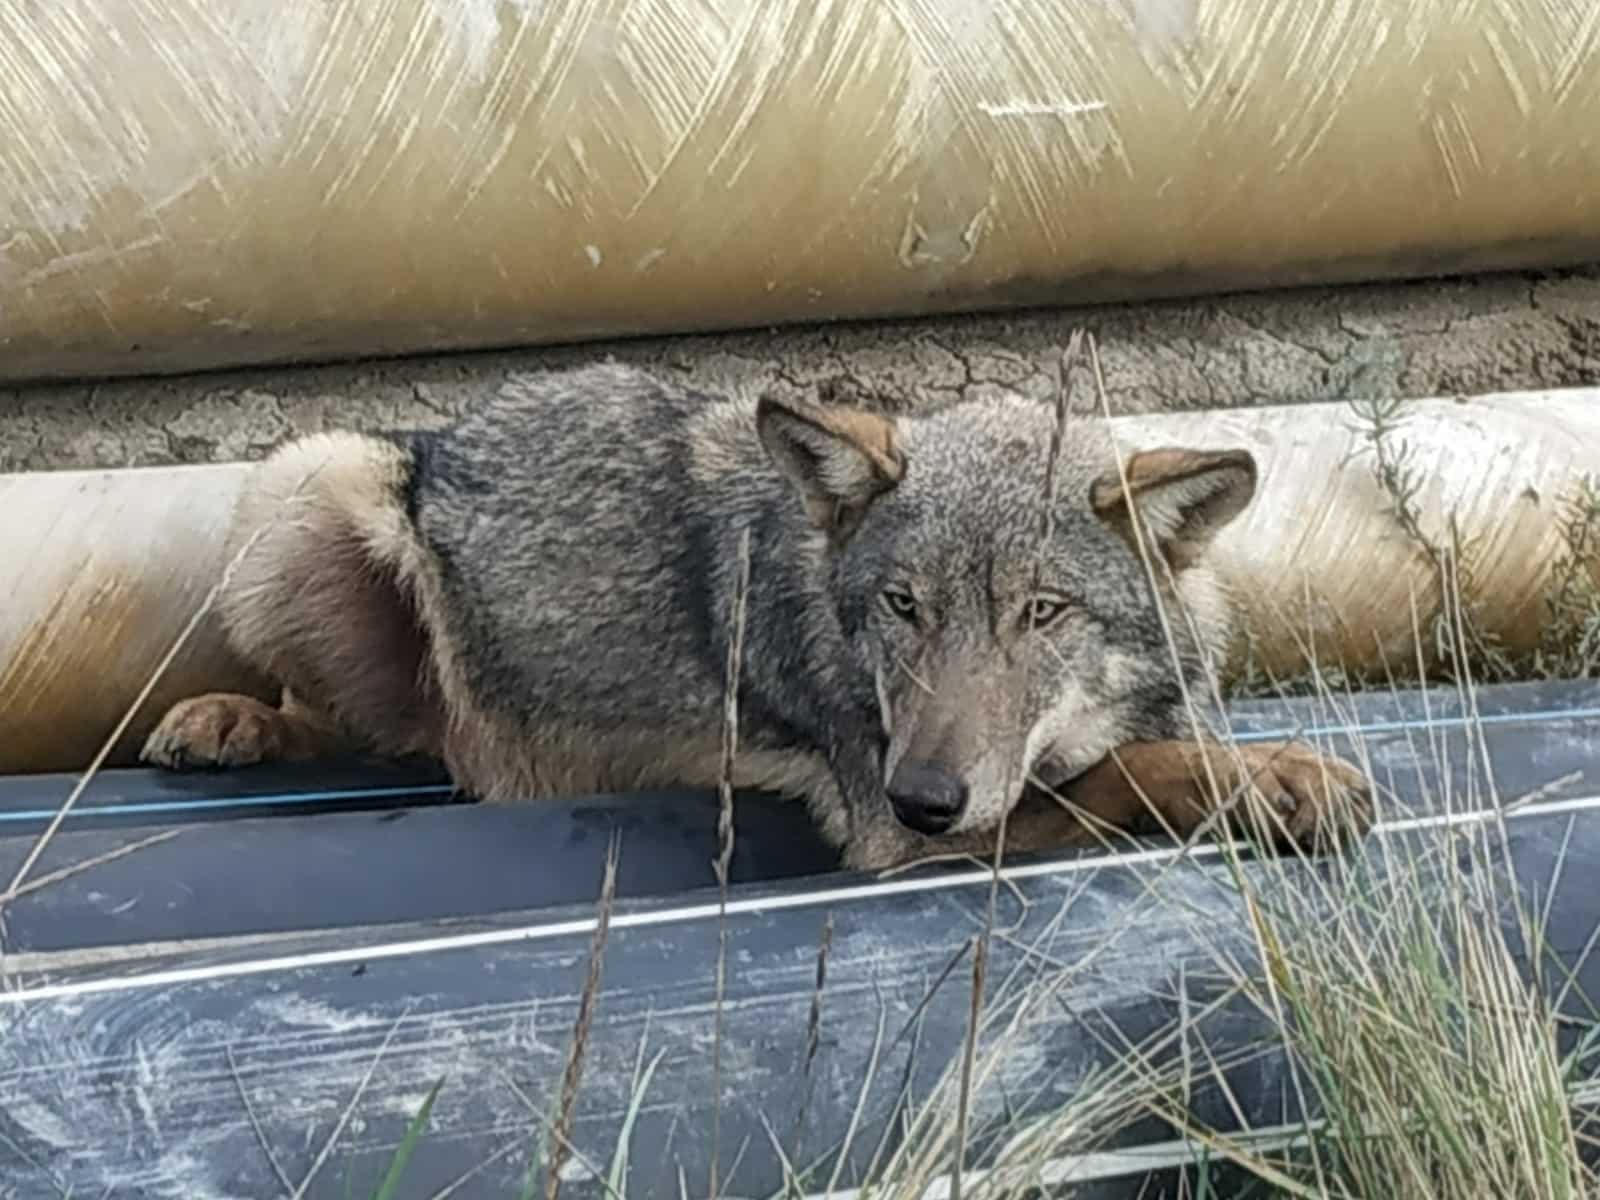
xmin=756 ymin=395 xmax=906 ymax=538
xmin=778 ymin=398 xmax=906 ymax=482
xmin=1091 ymin=447 xmax=1257 ymax=569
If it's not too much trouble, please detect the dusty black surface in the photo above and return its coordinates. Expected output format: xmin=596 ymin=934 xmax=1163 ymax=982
xmin=2 ymin=680 xmax=1598 ymax=1199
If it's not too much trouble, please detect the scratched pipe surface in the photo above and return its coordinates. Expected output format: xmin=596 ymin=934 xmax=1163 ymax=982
xmin=3 ymin=386 xmax=1597 ymax=774
xmin=1 ymin=0 xmax=1599 ymax=383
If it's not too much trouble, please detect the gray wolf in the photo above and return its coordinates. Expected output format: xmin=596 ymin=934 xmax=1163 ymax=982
xmin=141 ymin=362 xmax=1370 ymax=869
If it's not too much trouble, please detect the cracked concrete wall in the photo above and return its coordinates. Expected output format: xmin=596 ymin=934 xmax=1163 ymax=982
xmin=4 ymin=265 xmax=1600 ymax=471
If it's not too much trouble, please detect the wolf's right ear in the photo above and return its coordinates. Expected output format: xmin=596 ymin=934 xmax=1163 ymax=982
xmin=756 ymin=395 xmax=906 ymax=541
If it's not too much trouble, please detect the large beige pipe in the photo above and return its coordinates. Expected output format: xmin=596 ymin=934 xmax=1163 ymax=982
xmin=1133 ymin=394 xmax=1600 ymax=685
xmin=3 ymin=387 xmax=1596 ymax=774
xmin=3 ymin=0 xmax=1599 ymax=383
xmin=0 ymin=466 xmax=275 ymax=773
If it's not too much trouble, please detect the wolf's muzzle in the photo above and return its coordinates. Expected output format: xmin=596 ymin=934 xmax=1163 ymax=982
xmin=886 ymin=761 xmax=968 ymax=835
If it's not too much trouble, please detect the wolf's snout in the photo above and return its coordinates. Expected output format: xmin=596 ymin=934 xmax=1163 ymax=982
xmin=886 ymin=761 xmax=968 ymax=835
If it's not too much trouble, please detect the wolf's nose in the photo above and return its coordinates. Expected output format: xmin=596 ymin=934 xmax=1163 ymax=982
xmin=886 ymin=762 xmax=968 ymax=835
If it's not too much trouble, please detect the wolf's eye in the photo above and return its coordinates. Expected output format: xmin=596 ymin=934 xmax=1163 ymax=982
xmin=882 ymin=587 xmax=919 ymax=623
xmin=1025 ymin=597 xmax=1069 ymax=629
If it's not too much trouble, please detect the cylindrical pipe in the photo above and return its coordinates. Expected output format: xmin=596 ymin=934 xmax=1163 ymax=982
xmin=3 ymin=0 xmax=1599 ymax=382
xmin=1119 ymin=392 xmax=1600 ymax=686
xmin=3 ymin=388 xmax=1595 ymax=774
xmin=0 ymin=465 xmax=275 ymax=774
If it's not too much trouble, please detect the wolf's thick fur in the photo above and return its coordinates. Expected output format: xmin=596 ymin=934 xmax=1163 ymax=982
xmin=143 ymin=363 xmax=1369 ymax=868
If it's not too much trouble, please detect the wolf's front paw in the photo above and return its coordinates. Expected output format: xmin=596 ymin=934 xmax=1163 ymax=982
xmin=1225 ymin=742 xmax=1373 ymax=852
xmin=141 ymin=693 xmax=290 ymax=770
xmin=840 ymin=821 xmax=925 ymax=873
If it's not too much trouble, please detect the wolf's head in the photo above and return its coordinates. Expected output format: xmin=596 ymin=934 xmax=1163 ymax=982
xmin=757 ymin=391 xmax=1256 ymax=839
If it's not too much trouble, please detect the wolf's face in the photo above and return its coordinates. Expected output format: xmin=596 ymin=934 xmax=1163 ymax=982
xmin=758 ymin=392 xmax=1256 ymax=839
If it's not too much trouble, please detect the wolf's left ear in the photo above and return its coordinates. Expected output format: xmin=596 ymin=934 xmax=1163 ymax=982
xmin=1089 ymin=448 xmax=1256 ymax=569
xmin=756 ymin=395 xmax=906 ymax=540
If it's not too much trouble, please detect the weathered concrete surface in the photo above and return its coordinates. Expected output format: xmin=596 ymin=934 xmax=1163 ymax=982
xmin=4 ymin=266 xmax=1600 ymax=471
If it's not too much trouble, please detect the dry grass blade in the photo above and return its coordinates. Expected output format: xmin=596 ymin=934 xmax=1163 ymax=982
xmin=291 ymin=1003 xmax=412 ymax=1200
xmin=227 ymin=1042 xmax=295 ymax=1198
xmin=890 ymin=939 xmax=973 ymax=1051
xmin=499 ymin=1069 xmax=621 ymax=1200
xmin=949 ymin=935 xmax=988 ymax=1200
xmin=791 ymin=911 xmax=836 ymax=1158
xmin=4 ymin=829 xmax=181 ymax=903
xmin=546 ymin=833 xmax=621 ymax=1200
xmin=709 ymin=527 xmax=752 ymax=1200
xmin=0 ymin=598 xmax=210 ymax=908
xmin=428 ymin=1136 xmax=528 ymax=1200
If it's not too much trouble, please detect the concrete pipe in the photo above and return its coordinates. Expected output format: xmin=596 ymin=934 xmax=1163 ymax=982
xmin=3 ymin=0 xmax=1599 ymax=383
xmin=3 ymin=386 xmax=1597 ymax=775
